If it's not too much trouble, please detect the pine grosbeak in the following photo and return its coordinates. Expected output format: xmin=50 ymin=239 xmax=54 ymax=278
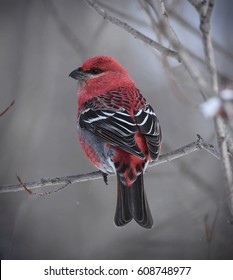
xmin=69 ymin=56 xmax=162 ymax=229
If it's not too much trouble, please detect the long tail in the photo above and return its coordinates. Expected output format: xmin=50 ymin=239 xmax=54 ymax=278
xmin=114 ymin=173 xmax=153 ymax=229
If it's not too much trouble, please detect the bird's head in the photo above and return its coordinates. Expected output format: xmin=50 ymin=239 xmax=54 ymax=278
xmin=69 ymin=56 xmax=129 ymax=83
xmin=69 ymin=56 xmax=136 ymax=107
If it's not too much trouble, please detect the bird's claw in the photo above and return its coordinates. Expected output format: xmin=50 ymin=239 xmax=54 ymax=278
xmin=102 ymin=172 xmax=108 ymax=185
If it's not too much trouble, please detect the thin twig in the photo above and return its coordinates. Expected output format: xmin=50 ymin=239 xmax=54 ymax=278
xmin=151 ymin=0 xmax=179 ymax=44
xmin=89 ymin=1 xmax=233 ymax=68
xmin=0 ymin=100 xmax=15 ymax=117
xmin=147 ymin=0 xmax=208 ymax=100
xmin=141 ymin=1 xmax=196 ymax=106
xmin=167 ymin=8 xmax=233 ymax=89
xmin=94 ymin=0 xmax=233 ymax=89
xmin=16 ymin=174 xmax=71 ymax=196
xmin=203 ymin=204 xmax=220 ymax=259
xmin=140 ymin=1 xmax=194 ymax=106
xmin=44 ymin=0 xmax=86 ymax=56
xmin=0 ymin=136 xmax=219 ymax=194
xmin=82 ymin=0 xmax=180 ymax=61
xmin=84 ymin=0 xmax=233 ymax=90
xmin=16 ymin=174 xmax=32 ymax=194
xmin=168 ymin=8 xmax=233 ymax=63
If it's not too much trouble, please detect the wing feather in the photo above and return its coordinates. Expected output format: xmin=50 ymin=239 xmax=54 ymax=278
xmin=79 ymin=108 xmax=145 ymax=159
xmin=78 ymin=90 xmax=162 ymax=161
xmin=134 ymin=104 xmax=162 ymax=160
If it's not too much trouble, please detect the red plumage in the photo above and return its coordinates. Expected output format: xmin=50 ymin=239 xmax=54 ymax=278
xmin=69 ymin=56 xmax=162 ymax=229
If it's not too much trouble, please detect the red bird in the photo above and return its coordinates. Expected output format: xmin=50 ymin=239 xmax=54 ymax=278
xmin=69 ymin=56 xmax=162 ymax=229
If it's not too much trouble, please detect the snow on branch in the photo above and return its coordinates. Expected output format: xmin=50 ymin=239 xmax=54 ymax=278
xmin=200 ymin=89 xmax=233 ymax=119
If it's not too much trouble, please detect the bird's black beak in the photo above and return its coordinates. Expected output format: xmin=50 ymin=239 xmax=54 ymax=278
xmin=69 ymin=67 xmax=83 ymax=80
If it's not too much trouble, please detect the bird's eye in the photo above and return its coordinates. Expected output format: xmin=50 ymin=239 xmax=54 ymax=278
xmin=89 ymin=68 xmax=102 ymax=75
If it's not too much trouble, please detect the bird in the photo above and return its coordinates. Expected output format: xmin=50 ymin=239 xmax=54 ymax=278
xmin=69 ymin=56 xmax=162 ymax=229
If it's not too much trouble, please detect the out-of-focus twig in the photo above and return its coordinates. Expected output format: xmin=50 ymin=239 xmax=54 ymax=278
xmin=203 ymin=204 xmax=220 ymax=259
xmin=168 ymin=8 xmax=233 ymax=63
xmin=44 ymin=0 xmax=85 ymax=56
xmin=168 ymin=8 xmax=233 ymax=89
xmin=141 ymin=0 xmax=194 ymax=106
xmin=87 ymin=1 xmax=233 ymax=90
xmin=0 ymin=100 xmax=15 ymax=117
xmin=83 ymin=0 xmax=180 ymax=61
xmin=148 ymin=0 xmax=208 ymax=100
xmin=0 ymin=135 xmax=219 ymax=194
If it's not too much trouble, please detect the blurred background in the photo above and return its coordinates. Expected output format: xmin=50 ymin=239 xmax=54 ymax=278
xmin=0 ymin=0 xmax=233 ymax=259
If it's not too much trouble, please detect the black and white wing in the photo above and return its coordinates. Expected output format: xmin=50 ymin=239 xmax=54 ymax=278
xmin=134 ymin=104 xmax=162 ymax=160
xmin=79 ymin=107 xmax=146 ymax=159
xmin=79 ymin=94 xmax=162 ymax=161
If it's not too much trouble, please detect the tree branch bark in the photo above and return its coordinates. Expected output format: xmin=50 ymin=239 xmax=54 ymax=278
xmin=0 ymin=136 xmax=219 ymax=194
xmin=191 ymin=0 xmax=233 ymax=215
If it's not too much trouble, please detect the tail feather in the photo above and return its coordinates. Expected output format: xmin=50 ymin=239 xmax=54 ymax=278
xmin=114 ymin=173 xmax=153 ymax=229
xmin=114 ymin=175 xmax=132 ymax=226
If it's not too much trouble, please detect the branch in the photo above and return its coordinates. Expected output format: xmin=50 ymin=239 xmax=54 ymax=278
xmin=167 ymin=8 xmax=233 ymax=88
xmin=214 ymin=117 xmax=233 ymax=214
xmin=0 ymin=100 xmax=15 ymax=117
xmin=151 ymin=0 xmax=179 ymax=44
xmin=0 ymin=135 xmax=219 ymax=194
xmin=84 ymin=0 xmax=212 ymax=99
xmin=198 ymin=0 xmax=217 ymax=94
xmin=84 ymin=1 xmax=233 ymax=88
xmin=191 ymin=0 xmax=233 ymax=214
xmin=44 ymin=0 xmax=86 ymax=56
xmin=82 ymin=0 xmax=180 ymax=61
xmin=151 ymin=0 xmax=209 ymax=100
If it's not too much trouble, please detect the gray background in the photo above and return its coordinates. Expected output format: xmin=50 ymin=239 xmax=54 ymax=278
xmin=0 ymin=0 xmax=233 ymax=259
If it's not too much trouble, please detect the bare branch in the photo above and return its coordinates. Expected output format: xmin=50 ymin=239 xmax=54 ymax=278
xmin=16 ymin=173 xmax=71 ymax=196
xmin=0 ymin=136 xmax=219 ymax=194
xmin=205 ymin=0 xmax=215 ymax=20
xmin=147 ymin=0 xmax=209 ymax=100
xmin=139 ymin=1 xmax=194 ymax=105
xmin=150 ymin=134 xmax=219 ymax=168
xmin=167 ymin=9 xmax=233 ymax=89
xmin=95 ymin=2 xmax=233 ymax=89
xmin=192 ymin=0 xmax=233 ymax=214
xmin=89 ymin=2 xmax=233 ymax=67
xmin=198 ymin=0 xmax=218 ymax=94
xmin=187 ymin=0 xmax=207 ymax=13
xmin=187 ymin=0 xmax=217 ymax=93
xmin=0 ymin=100 xmax=15 ymax=117
xmin=84 ymin=0 xmax=213 ymax=100
xmin=214 ymin=117 xmax=233 ymax=214
xmin=82 ymin=0 xmax=180 ymax=61
xmin=1 ymin=171 xmax=103 ymax=194
xmin=149 ymin=0 xmax=179 ymax=44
